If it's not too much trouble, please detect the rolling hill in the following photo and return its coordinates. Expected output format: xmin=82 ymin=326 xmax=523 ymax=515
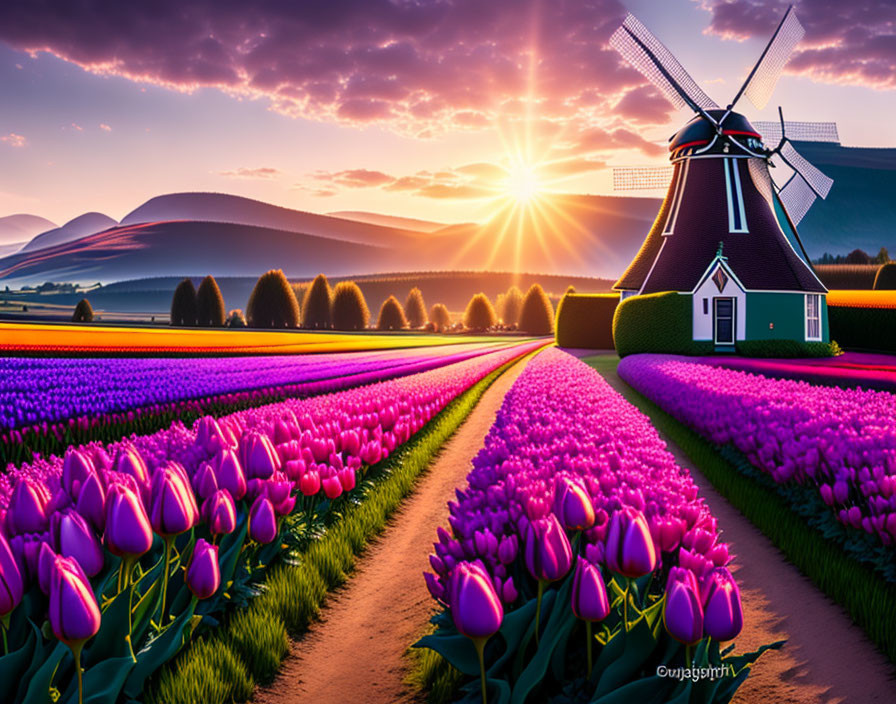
xmin=0 ymin=214 xmax=57 ymax=253
xmin=326 ymin=211 xmax=450 ymax=232
xmin=21 ymin=212 xmax=118 ymax=253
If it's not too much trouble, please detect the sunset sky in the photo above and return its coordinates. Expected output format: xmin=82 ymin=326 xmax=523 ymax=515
xmin=0 ymin=0 xmax=893 ymax=226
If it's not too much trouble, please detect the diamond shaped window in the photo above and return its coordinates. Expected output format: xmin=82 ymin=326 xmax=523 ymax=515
xmin=712 ymin=267 xmax=729 ymax=293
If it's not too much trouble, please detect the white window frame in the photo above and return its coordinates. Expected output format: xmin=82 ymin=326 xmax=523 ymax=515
xmin=805 ymin=294 xmax=822 ymax=341
xmin=724 ymin=158 xmax=748 ymax=233
xmin=662 ymin=160 xmax=689 ymax=236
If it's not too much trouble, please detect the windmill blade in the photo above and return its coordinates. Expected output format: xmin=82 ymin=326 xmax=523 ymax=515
xmin=779 ymin=141 xmax=833 ymax=198
xmin=613 ymin=166 xmax=673 ymax=192
xmin=778 ymin=173 xmax=817 ymax=225
xmin=748 ymin=159 xmax=775 ymax=208
xmin=731 ymin=6 xmax=805 ymax=111
xmin=754 ymin=120 xmax=840 ymax=145
xmin=610 ymin=14 xmax=718 ymax=113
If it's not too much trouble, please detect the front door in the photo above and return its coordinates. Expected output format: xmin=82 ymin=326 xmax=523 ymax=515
xmin=714 ymin=297 xmax=735 ymax=345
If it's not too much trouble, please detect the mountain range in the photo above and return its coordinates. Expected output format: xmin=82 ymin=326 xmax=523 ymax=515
xmin=0 ymin=141 xmax=892 ymax=287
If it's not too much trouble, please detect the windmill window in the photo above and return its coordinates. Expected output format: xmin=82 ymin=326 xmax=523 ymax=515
xmin=663 ymin=160 xmax=689 ymax=235
xmin=724 ymin=158 xmax=749 ymax=233
xmin=703 ymin=298 xmax=708 ymax=315
xmin=805 ymin=294 xmax=821 ymax=341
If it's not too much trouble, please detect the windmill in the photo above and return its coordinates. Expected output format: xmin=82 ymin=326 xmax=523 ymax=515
xmin=609 ymin=6 xmax=831 ymax=349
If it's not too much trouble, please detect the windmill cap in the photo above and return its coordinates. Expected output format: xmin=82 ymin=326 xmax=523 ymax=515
xmin=669 ymin=110 xmax=764 ymax=159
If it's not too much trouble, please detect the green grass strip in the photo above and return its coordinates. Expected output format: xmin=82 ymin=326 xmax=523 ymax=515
xmin=583 ymin=354 xmax=896 ymax=665
xmin=145 ymin=349 xmax=540 ymax=704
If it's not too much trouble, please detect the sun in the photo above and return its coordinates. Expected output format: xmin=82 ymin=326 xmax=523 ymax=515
xmin=505 ymin=163 xmax=540 ymax=203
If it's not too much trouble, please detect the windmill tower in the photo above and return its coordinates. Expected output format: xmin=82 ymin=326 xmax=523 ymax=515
xmin=609 ymin=7 xmax=832 ymax=349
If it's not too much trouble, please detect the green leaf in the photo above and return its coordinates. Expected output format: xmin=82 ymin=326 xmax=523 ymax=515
xmin=22 ymin=641 xmax=68 ymax=704
xmin=122 ymin=599 xmax=196 ymax=699
xmin=84 ymin=585 xmax=135 ymax=665
xmin=0 ymin=623 xmax=39 ymax=702
xmin=60 ymin=655 xmax=135 ymax=704
xmin=590 ymin=674 xmax=673 ymax=704
xmin=414 ymin=632 xmax=481 ymax=677
xmin=592 ymin=610 xmax=663 ymax=698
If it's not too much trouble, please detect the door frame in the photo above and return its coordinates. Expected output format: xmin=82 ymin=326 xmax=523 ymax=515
xmin=713 ymin=297 xmax=736 ymax=345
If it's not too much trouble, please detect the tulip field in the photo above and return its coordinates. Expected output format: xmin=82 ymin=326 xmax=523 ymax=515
xmin=0 ymin=341 xmax=522 ymax=465
xmin=418 ymin=349 xmax=778 ymax=703
xmin=0 ymin=338 xmax=546 ymax=704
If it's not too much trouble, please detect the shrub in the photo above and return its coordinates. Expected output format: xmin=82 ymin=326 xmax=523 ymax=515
xmin=226 ymin=309 xmax=247 ymax=328
xmin=331 ymin=281 xmax=370 ymax=330
xmin=874 ymin=263 xmax=896 ymax=290
xmin=430 ymin=303 xmax=451 ymax=332
xmin=555 ymin=293 xmax=618 ymax=348
xmin=302 ymin=274 xmax=333 ymax=329
xmin=518 ymin=283 xmax=554 ymax=335
xmin=247 ymin=270 xmax=300 ymax=328
xmin=197 ymin=275 xmax=226 ymax=326
xmin=828 ymin=304 xmax=896 ymax=353
xmin=292 ymin=283 xmax=308 ymax=317
xmin=71 ymin=298 xmax=94 ymax=323
xmin=463 ymin=293 xmax=496 ymax=331
xmin=377 ymin=296 xmax=408 ymax=330
xmin=170 ymin=278 xmax=198 ymax=326
xmin=405 ymin=287 xmax=428 ymax=328
xmin=501 ymin=285 xmax=524 ymax=326
xmin=613 ymin=291 xmax=714 ymax=357
xmin=845 ymin=248 xmax=872 ymax=265
xmin=735 ymin=339 xmax=840 ymax=358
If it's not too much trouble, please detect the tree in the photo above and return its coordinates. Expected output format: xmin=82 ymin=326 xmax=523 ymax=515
xmin=876 ymin=247 xmax=891 ymax=264
xmin=519 ymin=283 xmax=554 ymax=335
xmin=376 ymin=296 xmax=407 ymax=330
xmin=302 ymin=274 xmax=333 ymax=329
xmin=292 ymin=283 xmax=308 ymax=318
xmin=332 ymin=281 xmax=370 ymax=330
xmin=170 ymin=278 xmax=198 ymax=326
xmin=430 ymin=303 xmax=451 ymax=332
xmin=196 ymin=275 xmax=226 ymax=326
xmin=404 ymin=287 xmax=428 ymax=328
xmin=247 ymin=269 xmax=300 ymax=328
xmin=501 ymin=285 xmax=524 ymax=326
xmin=844 ymin=249 xmax=872 ymax=265
xmin=72 ymin=299 xmax=94 ymax=323
xmin=226 ymin=309 xmax=247 ymax=327
xmin=464 ymin=293 xmax=497 ymax=331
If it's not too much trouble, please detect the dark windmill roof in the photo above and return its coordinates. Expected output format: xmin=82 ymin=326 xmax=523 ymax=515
xmin=637 ymin=157 xmax=825 ymax=294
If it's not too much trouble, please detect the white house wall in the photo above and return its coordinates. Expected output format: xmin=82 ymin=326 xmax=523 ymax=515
xmin=692 ymin=268 xmax=746 ymax=341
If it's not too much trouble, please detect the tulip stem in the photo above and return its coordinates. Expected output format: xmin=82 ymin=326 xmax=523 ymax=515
xmin=473 ymin=636 xmax=488 ymax=704
xmin=622 ymin=579 xmax=630 ymax=631
xmin=685 ymin=644 xmax=693 ymax=669
xmin=586 ymin=620 xmax=593 ymax=679
xmin=1 ymin=614 xmax=8 ymax=656
xmin=155 ymin=537 xmax=174 ymax=631
xmin=535 ymin=579 xmax=545 ymax=646
xmin=124 ymin=556 xmax=137 ymax=662
xmin=73 ymin=644 xmax=84 ymax=704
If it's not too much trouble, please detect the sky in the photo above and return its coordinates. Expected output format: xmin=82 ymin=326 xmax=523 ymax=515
xmin=0 ymin=0 xmax=893 ymax=226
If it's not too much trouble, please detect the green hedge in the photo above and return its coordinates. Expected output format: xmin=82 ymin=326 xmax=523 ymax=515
xmin=828 ymin=305 xmax=896 ymax=353
xmin=554 ymin=293 xmax=618 ymax=349
xmin=735 ymin=339 xmax=841 ymax=358
xmin=612 ymin=292 xmax=713 ymax=357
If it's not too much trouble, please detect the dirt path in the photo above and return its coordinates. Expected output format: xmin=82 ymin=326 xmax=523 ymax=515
xmin=255 ymin=357 xmax=530 ymax=704
xmin=588 ymin=352 xmax=896 ymax=704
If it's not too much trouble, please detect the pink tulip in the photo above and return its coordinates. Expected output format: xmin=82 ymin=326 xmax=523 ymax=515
xmin=0 ymin=532 xmax=24 ymax=616
xmin=299 ymin=470 xmax=321 ymax=496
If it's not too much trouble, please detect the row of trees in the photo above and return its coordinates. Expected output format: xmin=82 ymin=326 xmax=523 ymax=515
xmin=815 ymin=247 xmax=890 ymax=265
xmin=166 ymin=271 xmax=556 ymax=334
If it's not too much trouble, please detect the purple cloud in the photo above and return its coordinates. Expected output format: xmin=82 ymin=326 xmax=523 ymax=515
xmin=0 ymin=0 xmax=653 ymax=134
xmin=219 ymin=166 xmax=282 ymax=179
xmin=701 ymin=0 xmax=896 ymax=90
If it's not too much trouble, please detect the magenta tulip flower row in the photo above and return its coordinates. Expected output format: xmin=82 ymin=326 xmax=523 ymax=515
xmin=0 ymin=341 xmax=511 ymax=433
xmin=426 ymin=348 xmax=743 ymax=651
xmin=618 ymin=354 xmax=896 ymax=546
xmin=0 ymin=339 xmax=544 ymax=701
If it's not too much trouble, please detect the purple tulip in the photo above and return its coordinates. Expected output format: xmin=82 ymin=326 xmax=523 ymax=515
xmin=149 ymin=463 xmax=199 ymax=538
xmin=114 ymin=445 xmax=150 ymax=496
xmin=5 ymin=479 xmax=50 ymax=536
xmin=203 ymin=490 xmax=237 ymax=537
xmin=193 ymin=462 xmax=219 ymax=501
xmin=248 ymin=496 xmax=278 ymax=544
xmin=553 ymin=477 xmax=596 ymax=531
xmin=0 ymin=532 xmax=24 ymax=616
xmin=75 ymin=471 xmax=106 ymax=533
xmin=37 ymin=540 xmax=56 ymax=595
xmin=571 ymin=557 xmax=610 ymax=622
xmin=50 ymin=511 xmax=104 ymax=578
xmin=214 ymin=449 xmax=247 ymax=501
xmin=663 ymin=567 xmax=703 ymax=645
xmin=105 ymin=484 xmax=154 ymax=558
xmin=702 ymin=568 xmax=743 ymax=641
xmin=449 ymin=562 xmax=504 ymax=639
xmin=524 ymin=514 xmax=573 ymax=582
xmin=265 ymin=471 xmax=292 ymax=506
xmin=62 ymin=448 xmax=96 ymax=499
xmin=48 ymin=555 xmax=101 ymax=647
xmin=240 ymin=432 xmax=281 ymax=479
xmin=186 ymin=539 xmax=220 ymax=600
xmin=605 ymin=507 xmax=657 ymax=578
